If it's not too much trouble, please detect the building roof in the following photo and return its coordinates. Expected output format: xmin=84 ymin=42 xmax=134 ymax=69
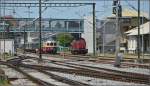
xmin=111 ymin=8 xmax=149 ymax=19
xmin=126 ymin=22 xmax=150 ymax=36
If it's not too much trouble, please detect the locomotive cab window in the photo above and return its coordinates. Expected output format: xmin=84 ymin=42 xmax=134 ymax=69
xmin=50 ymin=43 xmax=53 ymax=46
xmin=54 ymin=43 xmax=57 ymax=46
xmin=47 ymin=43 xmax=50 ymax=46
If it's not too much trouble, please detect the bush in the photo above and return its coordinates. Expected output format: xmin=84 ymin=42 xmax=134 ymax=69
xmin=56 ymin=33 xmax=73 ymax=47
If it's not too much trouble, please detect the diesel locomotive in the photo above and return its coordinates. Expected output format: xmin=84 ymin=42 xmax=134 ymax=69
xmin=71 ymin=38 xmax=88 ymax=54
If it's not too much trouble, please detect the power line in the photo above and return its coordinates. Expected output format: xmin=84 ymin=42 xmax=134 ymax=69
xmin=0 ymin=3 xmax=92 ymax=7
xmin=3 ymin=0 xmax=148 ymax=1
xmin=125 ymin=0 xmax=138 ymax=11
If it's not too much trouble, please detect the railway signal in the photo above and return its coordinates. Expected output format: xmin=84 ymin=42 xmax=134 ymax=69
xmin=112 ymin=0 xmax=118 ymax=14
xmin=112 ymin=0 xmax=122 ymax=17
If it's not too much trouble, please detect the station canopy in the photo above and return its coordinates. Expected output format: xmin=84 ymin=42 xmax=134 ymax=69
xmin=126 ymin=22 xmax=150 ymax=35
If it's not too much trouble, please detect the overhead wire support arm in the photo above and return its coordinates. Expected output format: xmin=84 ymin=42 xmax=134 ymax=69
xmin=0 ymin=3 xmax=93 ymax=7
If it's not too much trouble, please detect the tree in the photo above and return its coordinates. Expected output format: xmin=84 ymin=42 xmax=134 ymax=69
xmin=56 ymin=33 xmax=73 ymax=47
xmin=0 ymin=16 xmax=15 ymax=32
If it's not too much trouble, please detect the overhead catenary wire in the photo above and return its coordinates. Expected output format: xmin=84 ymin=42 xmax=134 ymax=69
xmin=0 ymin=1 xmax=97 ymax=56
xmin=149 ymin=0 xmax=150 ymax=83
xmin=102 ymin=0 xmax=107 ymax=56
xmin=73 ymin=0 xmax=115 ymax=55
xmin=125 ymin=0 xmax=142 ymax=61
xmin=2 ymin=0 xmax=149 ymax=56
xmin=125 ymin=0 xmax=137 ymax=11
xmin=3 ymin=0 xmax=148 ymax=1
xmin=126 ymin=0 xmax=141 ymax=61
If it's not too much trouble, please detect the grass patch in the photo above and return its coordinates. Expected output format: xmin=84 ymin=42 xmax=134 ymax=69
xmin=0 ymin=80 xmax=10 ymax=86
xmin=0 ymin=52 xmax=14 ymax=60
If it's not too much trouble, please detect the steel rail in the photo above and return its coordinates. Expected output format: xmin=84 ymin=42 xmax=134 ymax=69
xmin=5 ymin=54 xmax=150 ymax=85
xmin=0 ymin=61 xmax=57 ymax=86
xmin=3 ymin=0 xmax=148 ymax=1
xmin=12 ymin=53 xmax=150 ymax=69
xmin=61 ymin=61 xmax=150 ymax=77
xmin=20 ymin=64 xmax=92 ymax=86
xmin=14 ymin=53 xmax=150 ymax=85
xmin=21 ymin=62 xmax=150 ymax=85
xmin=52 ymin=61 xmax=150 ymax=85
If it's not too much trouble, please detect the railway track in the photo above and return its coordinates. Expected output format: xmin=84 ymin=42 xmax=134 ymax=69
xmin=0 ymin=61 xmax=58 ymax=86
xmin=44 ymin=54 xmax=150 ymax=69
xmin=20 ymin=63 xmax=150 ymax=85
xmin=51 ymin=60 xmax=150 ymax=85
xmin=17 ymin=53 xmax=150 ymax=69
xmin=20 ymin=64 xmax=92 ymax=86
xmin=91 ymin=59 xmax=150 ymax=69
xmin=21 ymin=59 xmax=150 ymax=85
xmin=59 ymin=61 xmax=150 ymax=77
xmin=5 ymin=54 xmax=150 ymax=85
xmin=3 ymin=57 xmax=93 ymax=86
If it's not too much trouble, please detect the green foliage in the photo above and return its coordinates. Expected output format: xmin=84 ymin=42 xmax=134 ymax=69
xmin=0 ymin=75 xmax=10 ymax=86
xmin=56 ymin=33 xmax=73 ymax=47
xmin=0 ymin=80 xmax=10 ymax=86
xmin=0 ymin=17 xmax=13 ymax=26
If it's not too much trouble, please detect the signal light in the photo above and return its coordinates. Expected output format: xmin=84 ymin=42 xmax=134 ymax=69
xmin=112 ymin=0 xmax=122 ymax=17
xmin=113 ymin=0 xmax=118 ymax=6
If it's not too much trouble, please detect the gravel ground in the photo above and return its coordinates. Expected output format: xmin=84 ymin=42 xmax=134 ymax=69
xmin=24 ymin=68 xmax=70 ymax=86
xmin=22 ymin=59 xmax=74 ymax=69
xmin=50 ymin=71 xmax=148 ymax=86
xmin=11 ymin=79 xmax=38 ymax=86
xmin=0 ymin=65 xmax=37 ymax=86
xmin=67 ymin=61 xmax=150 ymax=75
xmin=43 ymin=62 xmax=75 ymax=69
xmin=21 ymin=54 xmax=150 ymax=86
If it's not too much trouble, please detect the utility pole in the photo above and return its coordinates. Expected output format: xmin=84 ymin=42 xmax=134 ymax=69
xmin=115 ymin=0 xmax=120 ymax=61
xmin=23 ymin=24 xmax=26 ymax=54
xmin=149 ymin=0 xmax=150 ymax=56
xmin=137 ymin=0 xmax=140 ymax=61
xmin=102 ymin=23 xmax=105 ymax=56
xmin=93 ymin=3 xmax=96 ymax=56
xmin=3 ymin=0 xmax=6 ymax=59
xmin=0 ymin=0 xmax=1 ymax=58
xmin=27 ymin=6 xmax=32 ymax=49
xmin=39 ymin=0 xmax=42 ymax=61
xmin=113 ymin=0 xmax=122 ymax=67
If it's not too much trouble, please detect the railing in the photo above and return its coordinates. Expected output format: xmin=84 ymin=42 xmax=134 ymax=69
xmin=0 ymin=27 xmax=84 ymax=32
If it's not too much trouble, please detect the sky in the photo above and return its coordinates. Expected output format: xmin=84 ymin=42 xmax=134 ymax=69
xmin=0 ymin=0 xmax=150 ymax=19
